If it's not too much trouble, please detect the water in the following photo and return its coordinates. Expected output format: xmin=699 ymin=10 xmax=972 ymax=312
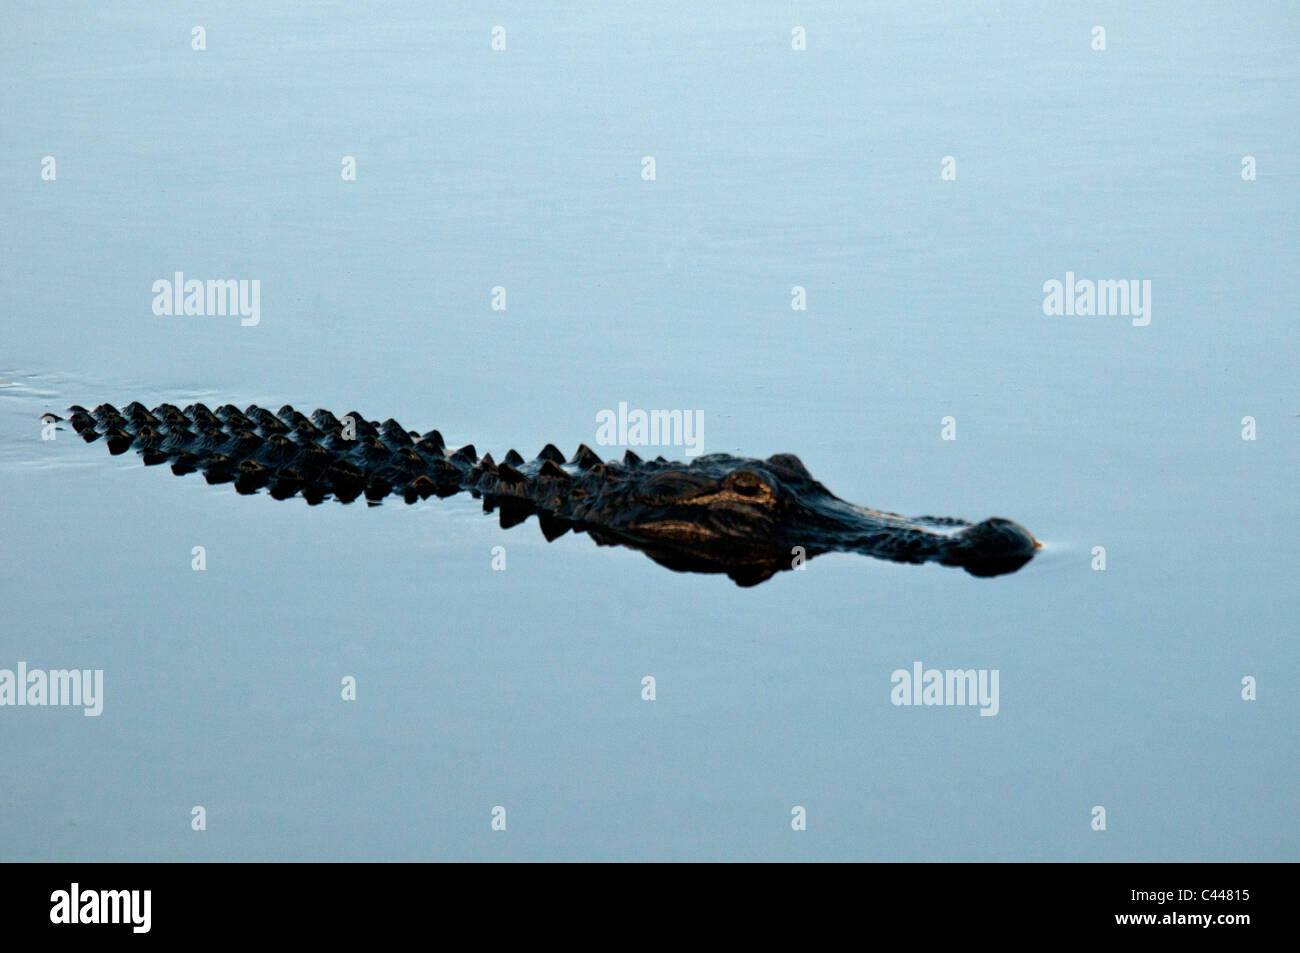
xmin=1 ymin=1 xmax=1296 ymax=860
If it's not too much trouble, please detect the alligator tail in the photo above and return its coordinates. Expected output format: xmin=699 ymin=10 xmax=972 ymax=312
xmin=61 ymin=401 xmax=486 ymax=505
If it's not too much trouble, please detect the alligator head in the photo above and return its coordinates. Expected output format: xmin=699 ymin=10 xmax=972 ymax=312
xmin=482 ymin=450 xmax=1039 ymax=586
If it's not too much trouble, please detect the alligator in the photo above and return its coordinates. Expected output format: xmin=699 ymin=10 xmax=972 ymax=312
xmin=53 ymin=401 xmax=1041 ymax=586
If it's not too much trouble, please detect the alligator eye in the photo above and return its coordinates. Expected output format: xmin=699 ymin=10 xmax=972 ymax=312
xmin=724 ymin=471 xmax=769 ymax=497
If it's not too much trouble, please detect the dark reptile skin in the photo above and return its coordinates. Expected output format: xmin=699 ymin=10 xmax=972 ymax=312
xmin=57 ymin=401 xmax=1039 ymax=586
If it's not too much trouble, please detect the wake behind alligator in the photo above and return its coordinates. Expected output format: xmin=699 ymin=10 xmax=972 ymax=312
xmin=56 ymin=401 xmax=1040 ymax=586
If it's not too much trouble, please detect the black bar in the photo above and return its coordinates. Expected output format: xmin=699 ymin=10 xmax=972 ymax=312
xmin=3 ymin=862 xmax=1280 ymax=940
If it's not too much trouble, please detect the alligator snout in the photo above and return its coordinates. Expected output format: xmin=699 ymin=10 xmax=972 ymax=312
xmin=953 ymin=518 xmax=1040 ymax=577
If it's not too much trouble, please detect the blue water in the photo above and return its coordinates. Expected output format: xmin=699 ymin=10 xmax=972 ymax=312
xmin=1 ymin=2 xmax=1296 ymax=860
